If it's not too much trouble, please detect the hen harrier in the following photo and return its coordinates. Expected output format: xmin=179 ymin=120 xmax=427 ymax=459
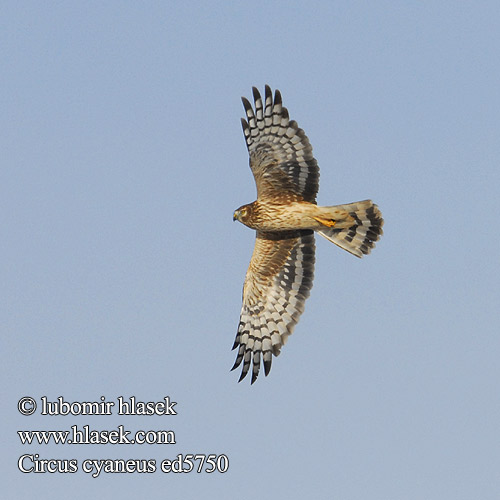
xmin=232 ymin=85 xmax=383 ymax=384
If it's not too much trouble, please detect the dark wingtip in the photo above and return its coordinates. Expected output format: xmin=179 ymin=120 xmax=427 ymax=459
xmin=251 ymin=359 xmax=261 ymax=384
xmin=230 ymin=354 xmax=242 ymax=371
xmin=252 ymin=86 xmax=261 ymax=103
xmin=241 ymin=96 xmax=253 ymax=113
xmin=274 ymin=88 xmax=282 ymax=105
xmin=263 ymin=359 xmax=272 ymax=377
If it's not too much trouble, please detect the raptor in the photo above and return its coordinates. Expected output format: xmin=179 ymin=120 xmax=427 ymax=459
xmin=232 ymin=85 xmax=383 ymax=384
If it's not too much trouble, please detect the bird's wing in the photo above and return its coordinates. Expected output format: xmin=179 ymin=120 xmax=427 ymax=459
xmin=231 ymin=230 xmax=315 ymax=383
xmin=241 ymin=85 xmax=320 ymax=203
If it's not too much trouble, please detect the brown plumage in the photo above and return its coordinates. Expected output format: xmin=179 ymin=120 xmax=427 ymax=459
xmin=232 ymin=85 xmax=384 ymax=384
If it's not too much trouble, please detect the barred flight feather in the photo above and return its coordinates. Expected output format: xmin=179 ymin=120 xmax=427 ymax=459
xmin=316 ymin=201 xmax=384 ymax=258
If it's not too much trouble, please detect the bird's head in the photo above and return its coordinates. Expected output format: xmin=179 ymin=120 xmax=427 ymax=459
xmin=233 ymin=203 xmax=254 ymax=226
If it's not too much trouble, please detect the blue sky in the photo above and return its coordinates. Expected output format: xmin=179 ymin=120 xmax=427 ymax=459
xmin=3 ymin=1 xmax=500 ymax=499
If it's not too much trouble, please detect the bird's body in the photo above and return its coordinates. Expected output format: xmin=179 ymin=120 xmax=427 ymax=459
xmin=235 ymin=199 xmax=375 ymax=233
xmin=232 ymin=86 xmax=383 ymax=384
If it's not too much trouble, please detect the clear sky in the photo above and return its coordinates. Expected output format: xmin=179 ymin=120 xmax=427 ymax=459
xmin=3 ymin=1 xmax=500 ymax=499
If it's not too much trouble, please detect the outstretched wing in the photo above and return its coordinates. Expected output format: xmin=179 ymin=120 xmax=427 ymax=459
xmin=241 ymin=85 xmax=320 ymax=203
xmin=231 ymin=230 xmax=315 ymax=384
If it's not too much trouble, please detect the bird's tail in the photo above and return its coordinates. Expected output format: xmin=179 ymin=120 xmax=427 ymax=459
xmin=315 ymin=200 xmax=383 ymax=258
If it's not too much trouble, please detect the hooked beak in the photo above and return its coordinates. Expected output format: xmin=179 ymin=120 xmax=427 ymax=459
xmin=233 ymin=210 xmax=239 ymax=222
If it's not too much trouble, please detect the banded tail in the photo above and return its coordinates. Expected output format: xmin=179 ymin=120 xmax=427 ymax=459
xmin=316 ymin=200 xmax=383 ymax=258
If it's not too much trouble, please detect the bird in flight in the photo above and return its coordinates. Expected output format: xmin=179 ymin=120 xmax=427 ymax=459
xmin=232 ymin=85 xmax=383 ymax=384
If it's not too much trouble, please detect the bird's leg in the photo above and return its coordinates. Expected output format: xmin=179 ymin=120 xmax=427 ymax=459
xmin=313 ymin=217 xmax=337 ymax=228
